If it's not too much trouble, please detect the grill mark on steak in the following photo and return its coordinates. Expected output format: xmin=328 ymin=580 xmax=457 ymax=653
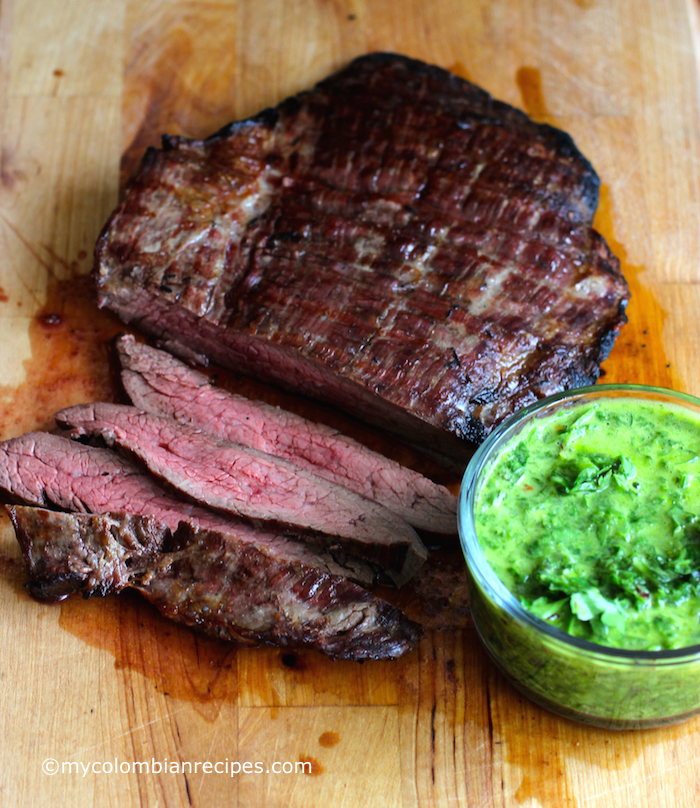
xmin=116 ymin=334 xmax=457 ymax=535
xmin=8 ymin=506 xmax=420 ymax=660
xmin=0 ymin=431 xmax=374 ymax=586
xmin=55 ymin=403 xmax=428 ymax=585
xmin=94 ymin=52 xmax=628 ymax=456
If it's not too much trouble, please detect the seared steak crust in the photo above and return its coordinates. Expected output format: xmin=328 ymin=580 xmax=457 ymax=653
xmin=95 ymin=52 xmax=628 ymax=452
xmin=8 ymin=506 xmax=420 ymax=660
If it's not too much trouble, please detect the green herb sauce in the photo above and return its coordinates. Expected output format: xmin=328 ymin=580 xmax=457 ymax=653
xmin=475 ymin=398 xmax=700 ymax=651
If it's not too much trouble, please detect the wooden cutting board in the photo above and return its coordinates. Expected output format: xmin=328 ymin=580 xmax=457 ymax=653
xmin=2 ymin=1 xmax=700 ymax=805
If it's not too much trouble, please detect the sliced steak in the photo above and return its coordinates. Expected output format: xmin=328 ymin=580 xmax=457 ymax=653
xmin=94 ymin=52 xmax=628 ymax=459
xmin=8 ymin=506 xmax=420 ymax=660
xmin=117 ymin=334 xmax=457 ymax=534
xmin=0 ymin=431 xmax=373 ymax=585
xmin=56 ymin=402 xmax=427 ymax=584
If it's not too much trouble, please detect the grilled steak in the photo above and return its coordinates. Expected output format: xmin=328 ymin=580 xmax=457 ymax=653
xmin=0 ymin=431 xmax=374 ymax=585
xmin=8 ymin=506 xmax=420 ymax=660
xmin=94 ymin=52 xmax=628 ymax=457
xmin=117 ymin=334 xmax=457 ymax=534
xmin=56 ymin=402 xmax=427 ymax=584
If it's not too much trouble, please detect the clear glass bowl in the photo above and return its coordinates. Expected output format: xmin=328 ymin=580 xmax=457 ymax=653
xmin=458 ymin=384 xmax=700 ymax=729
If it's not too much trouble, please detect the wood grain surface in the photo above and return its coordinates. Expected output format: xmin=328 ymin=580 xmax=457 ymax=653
xmin=1 ymin=1 xmax=700 ymax=806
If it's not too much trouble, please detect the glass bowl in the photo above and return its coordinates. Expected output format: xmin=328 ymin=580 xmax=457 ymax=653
xmin=458 ymin=383 xmax=700 ymax=729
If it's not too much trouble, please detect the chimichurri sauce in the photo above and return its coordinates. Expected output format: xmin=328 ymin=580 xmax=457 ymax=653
xmin=474 ymin=398 xmax=700 ymax=651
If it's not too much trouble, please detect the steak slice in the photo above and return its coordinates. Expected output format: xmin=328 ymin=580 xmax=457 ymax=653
xmin=94 ymin=52 xmax=628 ymax=458
xmin=0 ymin=431 xmax=373 ymax=585
xmin=117 ymin=334 xmax=457 ymax=534
xmin=56 ymin=402 xmax=427 ymax=584
xmin=8 ymin=506 xmax=420 ymax=660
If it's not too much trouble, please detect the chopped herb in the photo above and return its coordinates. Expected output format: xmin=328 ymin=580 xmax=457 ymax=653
xmin=475 ymin=397 xmax=700 ymax=650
